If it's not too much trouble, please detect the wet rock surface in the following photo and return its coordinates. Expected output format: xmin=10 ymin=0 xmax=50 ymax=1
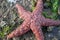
xmin=45 ymin=26 xmax=60 ymax=40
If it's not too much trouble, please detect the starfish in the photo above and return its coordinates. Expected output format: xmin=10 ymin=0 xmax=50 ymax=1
xmin=7 ymin=0 xmax=60 ymax=40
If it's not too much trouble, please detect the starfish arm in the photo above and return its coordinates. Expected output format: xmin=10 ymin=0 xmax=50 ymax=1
xmin=30 ymin=21 xmax=44 ymax=40
xmin=42 ymin=18 xmax=60 ymax=26
xmin=7 ymin=21 xmax=30 ymax=39
xmin=15 ymin=4 xmax=31 ymax=20
xmin=32 ymin=0 xmax=43 ymax=14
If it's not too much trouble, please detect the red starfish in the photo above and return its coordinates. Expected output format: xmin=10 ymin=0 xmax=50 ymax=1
xmin=7 ymin=0 xmax=60 ymax=40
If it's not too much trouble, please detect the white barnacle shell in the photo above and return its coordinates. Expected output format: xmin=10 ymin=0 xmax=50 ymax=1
xmin=7 ymin=0 xmax=17 ymax=4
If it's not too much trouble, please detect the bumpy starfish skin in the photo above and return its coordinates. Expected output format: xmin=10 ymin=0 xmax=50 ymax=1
xmin=7 ymin=0 xmax=60 ymax=40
